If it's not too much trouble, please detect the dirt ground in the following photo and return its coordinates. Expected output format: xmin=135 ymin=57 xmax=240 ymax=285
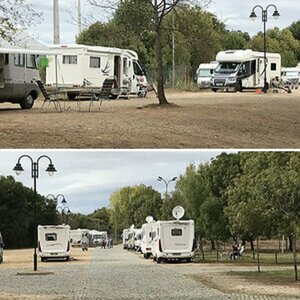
xmin=189 ymin=266 xmax=300 ymax=298
xmin=0 ymin=89 xmax=299 ymax=149
xmin=0 ymin=247 xmax=93 ymax=270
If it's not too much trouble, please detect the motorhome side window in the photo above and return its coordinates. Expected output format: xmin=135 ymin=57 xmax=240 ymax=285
xmin=271 ymin=63 xmax=277 ymax=71
xmin=4 ymin=54 xmax=9 ymax=64
xmin=26 ymin=55 xmax=37 ymax=69
xmin=45 ymin=233 xmax=57 ymax=241
xmin=171 ymin=229 xmax=182 ymax=236
xmin=63 ymin=55 xmax=77 ymax=64
xmin=90 ymin=57 xmax=101 ymax=68
xmin=14 ymin=54 xmax=25 ymax=67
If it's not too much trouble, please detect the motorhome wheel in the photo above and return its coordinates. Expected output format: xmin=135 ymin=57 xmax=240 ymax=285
xmin=211 ymin=88 xmax=217 ymax=92
xmin=235 ymin=81 xmax=243 ymax=92
xmin=20 ymin=94 xmax=34 ymax=109
xmin=156 ymin=257 xmax=162 ymax=264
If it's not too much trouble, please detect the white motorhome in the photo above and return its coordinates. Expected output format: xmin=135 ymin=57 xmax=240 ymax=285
xmin=151 ymin=206 xmax=195 ymax=263
xmin=70 ymin=228 xmax=89 ymax=247
xmin=196 ymin=61 xmax=218 ymax=89
xmin=38 ymin=225 xmax=71 ymax=262
xmin=122 ymin=228 xmax=131 ymax=249
xmin=46 ymin=44 xmax=147 ymax=99
xmin=134 ymin=228 xmax=143 ymax=252
xmin=141 ymin=219 xmax=156 ymax=259
xmin=0 ymin=231 xmax=3 ymax=264
xmin=281 ymin=67 xmax=300 ymax=89
xmin=0 ymin=32 xmax=54 ymax=109
xmin=88 ymin=230 xmax=108 ymax=247
xmin=211 ymin=49 xmax=281 ymax=92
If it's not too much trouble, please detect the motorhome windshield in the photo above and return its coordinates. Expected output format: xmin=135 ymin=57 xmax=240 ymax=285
xmin=198 ymin=69 xmax=213 ymax=77
xmin=215 ymin=62 xmax=240 ymax=73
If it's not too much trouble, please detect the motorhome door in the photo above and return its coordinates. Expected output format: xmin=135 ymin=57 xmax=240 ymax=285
xmin=114 ymin=56 xmax=121 ymax=87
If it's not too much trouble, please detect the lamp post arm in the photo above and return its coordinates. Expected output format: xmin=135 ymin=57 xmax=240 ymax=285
xmin=266 ymin=4 xmax=278 ymax=12
xmin=252 ymin=4 xmax=263 ymax=13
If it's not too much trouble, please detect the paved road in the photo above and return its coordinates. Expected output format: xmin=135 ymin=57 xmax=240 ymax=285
xmin=0 ymin=246 xmax=298 ymax=300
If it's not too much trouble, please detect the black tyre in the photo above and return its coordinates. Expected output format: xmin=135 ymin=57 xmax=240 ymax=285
xmin=67 ymin=93 xmax=77 ymax=100
xmin=41 ymin=257 xmax=45 ymax=262
xmin=153 ymin=255 xmax=157 ymax=262
xmin=20 ymin=94 xmax=34 ymax=109
xmin=66 ymin=256 xmax=70 ymax=261
xmin=157 ymin=257 xmax=162 ymax=264
xmin=211 ymin=88 xmax=217 ymax=92
xmin=235 ymin=81 xmax=243 ymax=92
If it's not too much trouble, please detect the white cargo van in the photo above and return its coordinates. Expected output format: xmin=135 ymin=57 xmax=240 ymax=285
xmin=38 ymin=225 xmax=71 ymax=262
xmin=151 ymin=206 xmax=195 ymax=263
xmin=46 ymin=44 xmax=147 ymax=99
xmin=196 ymin=61 xmax=218 ymax=89
xmin=211 ymin=49 xmax=281 ymax=92
xmin=0 ymin=232 xmax=3 ymax=264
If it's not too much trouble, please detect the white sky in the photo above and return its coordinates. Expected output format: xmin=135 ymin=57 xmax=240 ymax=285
xmin=0 ymin=150 xmax=229 ymax=214
xmin=25 ymin=0 xmax=300 ymax=45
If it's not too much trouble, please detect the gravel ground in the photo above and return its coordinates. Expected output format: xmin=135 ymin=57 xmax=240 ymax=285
xmin=0 ymin=246 xmax=299 ymax=300
xmin=0 ymin=89 xmax=299 ymax=148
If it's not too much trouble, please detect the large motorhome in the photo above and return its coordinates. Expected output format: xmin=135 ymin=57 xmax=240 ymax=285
xmin=88 ymin=230 xmax=108 ymax=247
xmin=141 ymin=221 xmax=156 ymax=259
xmin=211 ymin=49 xmax=281 ymax=92
xmin=70 ymin=228 xmax=89 ymax=247
xmin=281 ymin=67 xmax=300 ymax=89
xmin=38 ymin=225 xmax=71 ymax=262
xmin=196 ymin=61 xmax=218 ymax=89
xmin=150 ymin=220 xmax=195 ymax=263
xmin=46 ymin=44 xmax=147 ymax=99
xmin=0 ymin=231 xmax=3 ymax=264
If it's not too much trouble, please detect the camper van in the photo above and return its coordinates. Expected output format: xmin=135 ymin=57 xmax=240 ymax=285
xmin=70 ymin=228 xmax=89 ymax=247
xmin=211 ymin=49 xmax=281 ymax=92
xmin=122 ymin=228 xmax=131 ymax=249
xmin=0 ymin=231 xmax=3 ymax=264
xmin=150 ymin=220 xmax=195 ymax=263
xmin=134 ymin=228 xmax=143 ymax=252
xmin=0 ymin=51 xmax=41 ymax=109
xmin=38 ymin=225 xmax=71 ymax=261
xmin=46 ymin=44 xmax=147 ymax=99
xmin=281 ymin=67 xmax=300 ymax=89
xmin=196 ymin=61 xmax=218 ymax=89
xmin=141 ymin=221 xmax=156 ymax=259
xmin=88 ymin=230 xmax=108 ymax=247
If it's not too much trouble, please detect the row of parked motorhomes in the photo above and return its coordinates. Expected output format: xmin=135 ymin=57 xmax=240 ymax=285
xmin=122 ymin=206 xmax=196 ymax=263
xmin=196 ymin=49 xmax=300 ymax=91
xmin=37 ymin=226 xmax=108 ymax=262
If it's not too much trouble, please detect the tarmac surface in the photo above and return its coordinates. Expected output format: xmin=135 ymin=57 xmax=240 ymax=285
xmin=0 ymin=245 xmax=299 ymax=300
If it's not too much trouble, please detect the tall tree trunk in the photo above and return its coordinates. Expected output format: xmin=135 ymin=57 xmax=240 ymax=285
xmin=257 ymin=237 xmax=261 ymax=272
xmin=292 ymin=231 xmax=298 ymax=281
xmin=288 ymin=235 xmax=293 ymax=252
xmin=155 ymin=25 xmax=169 ymax=105
xmin=210 ymin=239 xmax=215 ymax=250
xmin=250 ymin=237 xmax=254 ymax=251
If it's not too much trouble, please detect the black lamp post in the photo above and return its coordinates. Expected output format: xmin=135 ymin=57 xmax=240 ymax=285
xmin=250 ymin=4 xmax=280 ymax=93
xmin=157 ymin=176 xmax=177 ymax=197
xmin=46 ymin=194 xmax=70 ymax=223
xmin=13 ymin=155 xmax=57 ymax=272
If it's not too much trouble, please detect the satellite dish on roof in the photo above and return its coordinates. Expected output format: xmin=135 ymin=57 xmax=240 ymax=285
xmin=130 ymin=224 xmax=135 ymax=229
xmin=145 ymin=216 xmax=154 ymax=223
xmin=172 ymin=206 xmax=185 ymax=220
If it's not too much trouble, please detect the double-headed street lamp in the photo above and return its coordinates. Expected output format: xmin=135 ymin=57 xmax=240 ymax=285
xmin=250 ymin=4 xmax=280 ymax=93
xmin=13 ymin=155 xmax=57 ymax=272
xmin=46 ymin=194 xmax=70 ymax=223
xmin=157 ymin=176 xmax=177 ymax=197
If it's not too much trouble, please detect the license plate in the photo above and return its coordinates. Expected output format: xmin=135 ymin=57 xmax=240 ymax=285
xmin=173 ymin=253 xmax=181 ymax=255
xmin=51 ymin=253 xmax=58 ymax=255
xmin=216 ymin=83 xmax=223 ymax=86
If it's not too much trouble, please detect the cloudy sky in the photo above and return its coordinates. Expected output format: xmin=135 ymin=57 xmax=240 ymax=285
xmin=0 ymin=150 xmax=230 ymax=214
xmin=26 ymin=0 xmax=299 ymax=45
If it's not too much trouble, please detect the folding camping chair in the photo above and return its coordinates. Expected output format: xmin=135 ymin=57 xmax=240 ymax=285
xmin=88 ymin=78 xmax=115 ymax=111
xmin=35 ymin=79 xmax=65 ymax=111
